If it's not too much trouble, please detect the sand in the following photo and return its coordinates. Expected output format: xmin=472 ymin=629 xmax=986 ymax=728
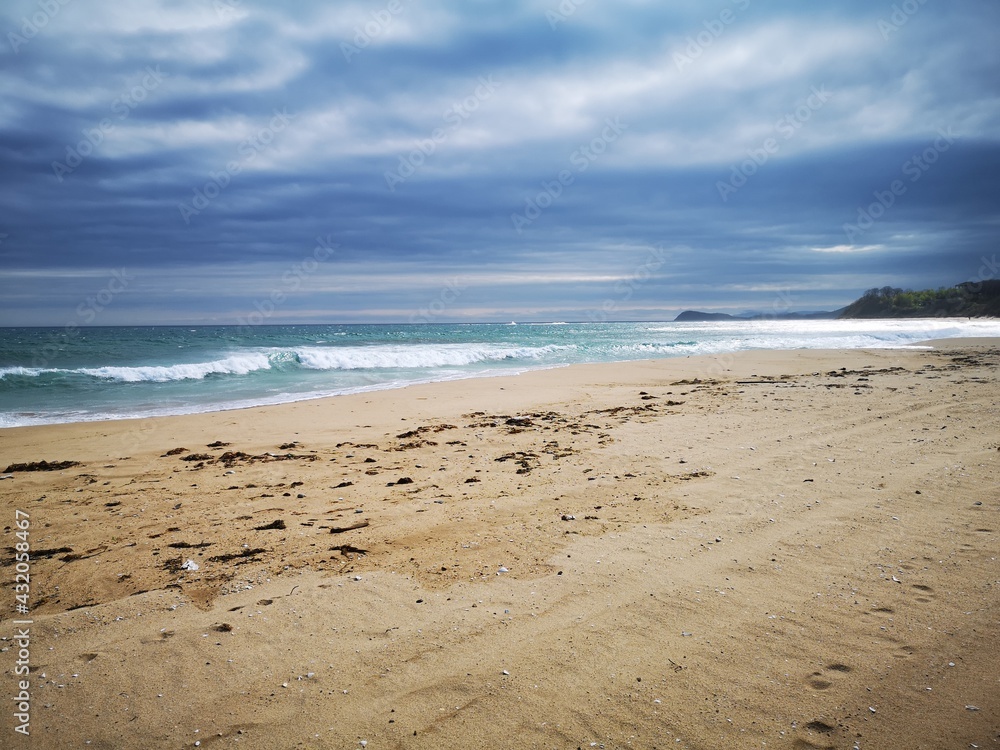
xmin=1 ymin=340 xmax=998 ymax=749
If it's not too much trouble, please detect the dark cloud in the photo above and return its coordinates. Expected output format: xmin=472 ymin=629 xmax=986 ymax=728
xmin=1 ymin=0 xmax=998 ymax=324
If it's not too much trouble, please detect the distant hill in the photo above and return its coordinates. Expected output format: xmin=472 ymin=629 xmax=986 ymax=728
xmin=674 ymin=311 xmax=738 ymax=321
xmin=674 ymin=309 xmax=844 ymax=322
xmin=838 ymin=281 xmax=1000 ymax=319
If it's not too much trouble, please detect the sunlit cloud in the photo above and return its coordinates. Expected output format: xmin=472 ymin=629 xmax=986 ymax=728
xmin=811 ymin=244 xmax=885 ymax=254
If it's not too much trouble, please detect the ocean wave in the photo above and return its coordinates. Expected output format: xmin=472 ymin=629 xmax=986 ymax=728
xmin=0 ymin=353 xmax=274 ymax=383
xmin=0 ymin=344 xmax=571 ymax=384
xmin=79 ymin=353 xmax=274 ymax=382
xmin=292 ymin=343 xmax=568 ymax=370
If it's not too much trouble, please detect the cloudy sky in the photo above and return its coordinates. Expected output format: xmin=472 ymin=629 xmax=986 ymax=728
xmin=1 ymin=0 xmax=998 ymax=325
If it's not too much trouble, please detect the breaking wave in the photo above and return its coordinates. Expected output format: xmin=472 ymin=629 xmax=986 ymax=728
xmin=0 ymin=344 xmax=570 ymax=383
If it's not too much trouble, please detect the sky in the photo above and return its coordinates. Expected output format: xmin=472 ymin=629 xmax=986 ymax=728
xmin=1 ymin=0 xmax=998 ymax=325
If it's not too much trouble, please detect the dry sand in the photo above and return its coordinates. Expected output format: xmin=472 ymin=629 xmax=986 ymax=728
xmin=1 ymin=341 xmax=998 ymax=749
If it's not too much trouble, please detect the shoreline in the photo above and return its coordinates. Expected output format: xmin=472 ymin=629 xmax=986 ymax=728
xmin=0 ymin=363 xmax=565 ymax=431
xmin=2 ymin=335 xmax=995 ymax=434
xmin=5 ymin=320 xmax=1000 ymax=430
xmin=1 ymin=340 xmax=998 ymax=748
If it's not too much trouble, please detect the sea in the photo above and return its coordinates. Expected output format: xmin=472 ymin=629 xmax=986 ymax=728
xmin=2 ymin=318 xmax=998 ymax=428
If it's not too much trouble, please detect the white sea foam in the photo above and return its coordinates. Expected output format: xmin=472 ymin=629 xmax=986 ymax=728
xmin=648 ymin=318 xmax=1000 ymax=341
xmin=0 ymin=366 xmax=44 ymax=379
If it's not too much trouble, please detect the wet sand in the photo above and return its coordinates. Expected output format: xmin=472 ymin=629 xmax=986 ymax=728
xmin=1 ymin=340 xmax=998 ymax=749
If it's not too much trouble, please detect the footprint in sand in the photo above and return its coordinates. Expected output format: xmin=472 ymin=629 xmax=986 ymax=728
xmin=792 ymin=716 xmax=844 ymax=749
xmin=807 ymin=675 xmax=833 ymax=690
xmin=805 ymin=662 xmax=852 ymax=691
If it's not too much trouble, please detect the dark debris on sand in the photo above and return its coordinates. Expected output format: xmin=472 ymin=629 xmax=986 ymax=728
xmin=4 ymin=460 xmax=81 ymax=472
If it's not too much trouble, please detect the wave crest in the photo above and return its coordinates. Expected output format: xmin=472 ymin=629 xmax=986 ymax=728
xmin=80 ymin=353 xmax=274 ymax=382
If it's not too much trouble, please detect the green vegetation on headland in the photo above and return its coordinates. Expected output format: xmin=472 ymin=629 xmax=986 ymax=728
xmin=674 ymin=281 xmax=1000 ymax=321
xmin=673 ymin=309 xmax=843 ymax=321
xmin=838 ymin=281 xmax=1000 ymax=318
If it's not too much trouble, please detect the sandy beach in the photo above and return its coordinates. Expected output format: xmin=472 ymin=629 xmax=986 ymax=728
xmin=1 ymin=340 xmax=998 ymax=750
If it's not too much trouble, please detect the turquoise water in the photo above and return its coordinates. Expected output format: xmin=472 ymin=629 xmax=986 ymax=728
xmin=2 ymin=319 xmax=998 ymax=427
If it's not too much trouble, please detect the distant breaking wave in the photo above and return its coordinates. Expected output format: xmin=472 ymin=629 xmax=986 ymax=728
xmin=293 ymin=343 xmax=568 ymax=370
